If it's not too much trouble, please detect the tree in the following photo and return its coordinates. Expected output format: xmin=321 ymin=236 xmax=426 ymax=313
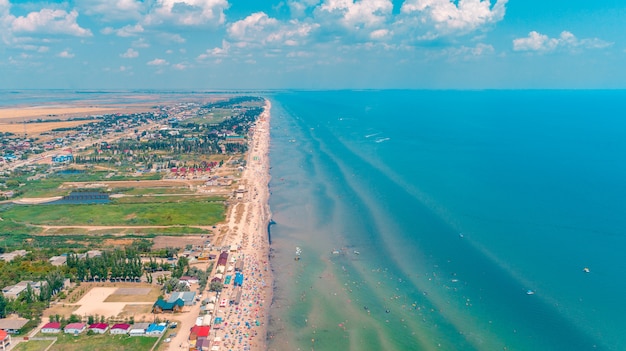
xmin=209 ymin=281 xmax=223 ymax=292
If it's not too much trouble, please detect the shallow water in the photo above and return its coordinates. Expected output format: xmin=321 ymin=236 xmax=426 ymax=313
xmin=267 ymin=90 xmax=626 ymax=351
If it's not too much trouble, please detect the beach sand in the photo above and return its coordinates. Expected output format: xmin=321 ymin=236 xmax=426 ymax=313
xmin=213 ymin=99 xmax=273 ymax=351
xmin=168 ymin=99 xmax=273 ymax=351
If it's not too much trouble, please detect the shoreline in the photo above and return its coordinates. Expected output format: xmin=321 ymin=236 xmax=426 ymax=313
xmin=203 ymin=99 xmax=273 ymax=351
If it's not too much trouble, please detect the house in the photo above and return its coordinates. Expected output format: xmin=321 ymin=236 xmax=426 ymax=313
xmin=109 ymin=323 xmax=131 ymax=335
xmin=64 ymin=322 xmax=86 ymax=335
xmin=0 ymin=250 xmax=28 ymax=262
xmin=48 ymin=255 xmax=67 ymax=266
xmin=180 ymin=276 xmax=199 ymax=285
xmin=40 ymin=322 xmax=61 ymax=334
xmin=152 ymin=298 xmax=184 ymax=313
xmin=168 ymin=291 xmax=196 ymax=306
xmin=0 ymin=318 xmax=29 ymax=334
xmin=2 ymin=281 xmax=46 ymax=299
xmin=51 ymin=154 xmax=73 ymax=163
xmin=129 ymin=322 xmax=150 ymax=336
xmin=89 ymin=323 xmax=108 ymax=334
xmin=0 ymin=330 xmax=10 ymax=351
xmin=145 ymin=323 xmax=166 ymax=336
xmin=190 ymin=325 xmax=210 ymax=341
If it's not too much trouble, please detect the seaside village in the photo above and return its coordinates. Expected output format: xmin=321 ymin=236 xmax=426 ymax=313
xmin=0 ymin=96 xmax=271 ymax=350
xmin=0 ymin=243 xmax=268 ymax=350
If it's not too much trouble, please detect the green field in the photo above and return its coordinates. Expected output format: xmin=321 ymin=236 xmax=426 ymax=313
xmin=14 ymin=334 xmax=159 ymax=351
xmin=0 ymin=201 xmax=224 ymax=226
xmin=112 ymin=195 xmax=223 ymax=204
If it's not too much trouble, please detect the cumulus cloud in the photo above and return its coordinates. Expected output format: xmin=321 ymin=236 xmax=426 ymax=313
xmin=80 ymin=0 xmax=143 ymax=21
xmin=144 ymin=0 xmax=229 ymax=27
xmin=317 ymin=0 xmax=393 ymax=30
xmin=513 ymin=31 xmax=612 ymax=53
xmin=197 ymin=40 xmax=231 ymax=60
xmin=400 ymin=0 xmax=507 ymax=38
xmin=227 ymin=12 xmax=318 ymax=47
xmin=11 ymin=9 xmax=92 ymax=37
xmin=115 ymin=24 xmax=144 ymax=37
xmin=57 ymin=50 xmax=75 ymax=58
xmin=147 ymin=58 xmax=169 ymax=65
xmin=120 ymin=48 xmax=139 ymax=58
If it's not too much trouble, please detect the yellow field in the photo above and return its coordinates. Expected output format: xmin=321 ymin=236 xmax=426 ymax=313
xmin=0 ymin=120 xmax=94 ymax=134
xmin=0 ymin=107 xmax=116 ymax=121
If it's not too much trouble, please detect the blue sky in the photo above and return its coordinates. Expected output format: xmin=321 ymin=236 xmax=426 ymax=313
xmin=0 ymin=0 xmax=624 ymax=89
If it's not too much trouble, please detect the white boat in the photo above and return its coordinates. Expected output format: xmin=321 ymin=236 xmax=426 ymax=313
xmin=526 ymin=290 xmax=535 ymax=295
xmin=583 ymin=267 xmax=590 ymax=273
xmin=353 ymin=250 xmax=360 ymax=255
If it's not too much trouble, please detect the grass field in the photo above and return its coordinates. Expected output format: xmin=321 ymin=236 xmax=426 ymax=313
xmin=14 ymin=334 xmax=159 ymax=351
xmin=0 ymin=201 xmax=225 ymax=226
xmin=112 ymin=195 xmax=223 ymax=204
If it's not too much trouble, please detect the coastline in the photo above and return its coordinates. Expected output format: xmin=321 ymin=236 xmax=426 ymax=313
xmin=205 ymin=99 xmax=273 ymax=351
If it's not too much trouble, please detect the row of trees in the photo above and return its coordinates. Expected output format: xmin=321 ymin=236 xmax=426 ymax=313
xmin=66 ymin=249 xmax=144 ymax=282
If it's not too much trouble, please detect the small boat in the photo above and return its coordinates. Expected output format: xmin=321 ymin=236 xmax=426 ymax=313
xmin=459 ymin=233 xmax=464 ymax=238
xmin=526 ymin=290 xmax=535 ymax=295
xmin=353 ymin=250 xmax=360 ymax=255
xmin=583 ymin=267 xmax=590 ymax=273
xmin=331 ymin=250 xmax=340 ymax=255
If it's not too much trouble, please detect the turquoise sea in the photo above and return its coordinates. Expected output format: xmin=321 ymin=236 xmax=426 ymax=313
xmin=266 ymin=90 xmax=626 ymax=351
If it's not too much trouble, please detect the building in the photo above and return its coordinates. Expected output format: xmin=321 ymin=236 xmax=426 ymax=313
xmin=129 ymin=323 xmax=150 ymax=336
xmin=48 ymin=255 xmax=67 ymax=266
xmin=145 ymin=323 xmax=166 ymax=336
xmin=0 ymin=318 xmax=28 ymax=334
xmin=152 ymin=298 xmax=184 ymax=313
xmin=64 ymin=322 xmax=86 ymax=335
xmin=2 ymin=281 xmax=46 ymax=299
xmin=168 ymin=291 xmax=196 ymax=306
xmin=109 ymin=323 xmax=131 ymax=335
xmin=0 ymin=250 xmax=27 ymax=262
xmin=89 ymin=323 xmax=108 ymax=334
xmin=51 ymin=154 xmax=73 ymax=163
xmin=40 ymin=322 xmax=61 ymax=334
xmin=0 ymin=330 xmax=10 ymax=350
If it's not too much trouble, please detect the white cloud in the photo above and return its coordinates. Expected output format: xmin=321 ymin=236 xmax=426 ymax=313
xmin=198 ymin=40 xmax=231 ymax=60
xmin=172 ymin=63 xmax=188 ymax=70
xmin=513 ymin=31 xmax=612 ymax=53
xmin=80 ymin=0 xmax=143 ymax=21
xmin=318 ymin=0 xmax=393 ymax=30
xmin=132 ymin=38 xmax=150 ymax=48
xmin=58 ymin=50 xmax=75 ymax=58
xmin=147 ymin=58 xmax=169 ymax=65
xmin=11 ymin=9 xmax=92 ymax=37
xmin=370 ymin=28 xmax=391 ymax=40
xmin=228 ymin=12 xmax=318 ymax=47
xmin=120 ymin=48 xmax=139 ymax=58
xmin=115 ymin=24 xmax=144 ymax=37
xmin=144 ymin=0 xmax=229 ymax=27
xmin=400 ymin=0 xmax=507 ymax=38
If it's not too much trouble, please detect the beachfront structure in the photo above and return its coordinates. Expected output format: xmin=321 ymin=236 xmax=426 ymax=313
xmin=190 ymin=325 xmax=210 ymax=342
xmin=129 ymin=323 xmax=150 ymax=336
xmin=109 ymin=323 xmax=131 ymax=335
xmin=40 ymin=322 xmax=61 ymax=334
xmin=88 ymin=323 xmax=109 ymax=334
xmin=153 ymin=298 xmax=185 ymax=313
xmin=0 ymin=330 xmax=11 ymax=350
xmin=145 ymin=323 xmax=166 ymax=336
xmin=0 ymin=318 xmax=29 ymax=334
xmin=168 ymin=291 xmax=196 ymax=306
xmin=234 ymin=272 xmax=244 ymax=287
xmin=48 ymin=255 xmax=67 ymax=266
xmin=64 ymin=322 xmax=86 ymax=335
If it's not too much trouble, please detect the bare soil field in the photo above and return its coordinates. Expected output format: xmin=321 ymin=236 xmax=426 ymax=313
xmin=152 ymin=235 xmax=209 ymax=250
xmin=0 ymin=120 xmax=95 ymax=134
xmin=0 ymin=107 xmax=117 ymax=121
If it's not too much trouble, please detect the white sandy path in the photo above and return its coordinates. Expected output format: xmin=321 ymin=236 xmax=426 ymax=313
xmin=71 ymin=287 xmax=153 ymax=317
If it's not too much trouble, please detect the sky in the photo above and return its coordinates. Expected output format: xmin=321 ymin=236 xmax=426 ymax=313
xmin=0 ymin=0 xmax=625 ymax=89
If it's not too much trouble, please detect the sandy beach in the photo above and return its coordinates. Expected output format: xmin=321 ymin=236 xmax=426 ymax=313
xmin=168 ymin=99 xmax=273 ymax=351
xmin=214 ymin=99 xmax=273 ymax=351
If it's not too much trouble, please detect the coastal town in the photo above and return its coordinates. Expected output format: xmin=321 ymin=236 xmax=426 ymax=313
xmin=0 ymin=96 xmax=272 ymax=351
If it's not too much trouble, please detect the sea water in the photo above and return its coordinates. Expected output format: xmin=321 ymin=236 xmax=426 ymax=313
xmin=267 ymin=90 xmax=626 ymax=351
